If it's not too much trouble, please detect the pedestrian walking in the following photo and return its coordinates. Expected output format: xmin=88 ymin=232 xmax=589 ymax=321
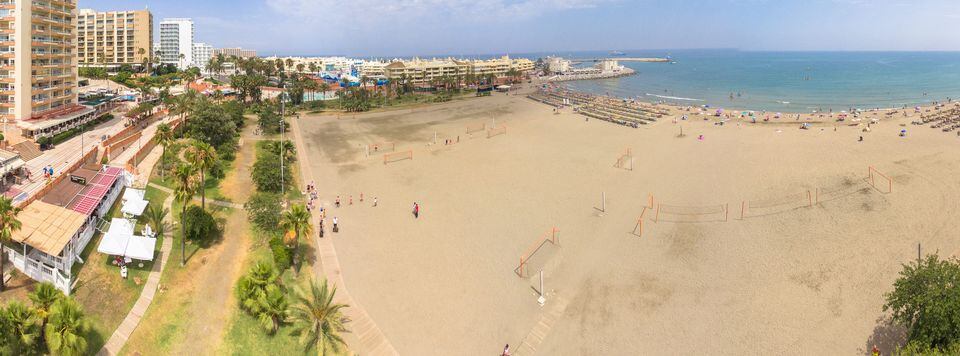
xmin=413 ymin=202 xmax=419 ymax=219
xmin=336 ymin=195 xmax=341 ymax=208
xmin=373 ymin=197 xmax=378 ymax=207
xmin=333 ymin=216 xmax=339 ymax=233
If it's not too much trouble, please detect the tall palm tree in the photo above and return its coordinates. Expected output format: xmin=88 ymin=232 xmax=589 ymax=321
xmin=0 ymin=196 xmax=22 ymax=291
xmin=143 ymin=204 xmax=168 ymax=238
xmin=29 ymin=281 xmax=63 ymax=346
xmin=183 ymin=140 xmax=217 ymax=211
xmin=279 ymin=204 xmax=311 ymax=272
xmin=3 ymin=301 xmax=41 ymax=355
xmin=290 ymin=280 xmax=349 ymax=355
xmin=138 ymin=47 xmax=148 ymax=73
xmin=44 ymin=298 xmax=91 ymax=356
xmin=308 ymin=63 xmax=318 ymax=75
xmin=296 ymin=63 xmax=305 ymax=74
xmin=258 ymin=284 xmax=289 ymax=334
xmin=172 ymin=163 xmax=198 ymax=266
xmin=155 ymin=123 xmax=173 ymax=180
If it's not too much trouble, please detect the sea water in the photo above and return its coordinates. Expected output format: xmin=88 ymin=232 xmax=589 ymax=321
xmin=554 ymin=49 xmax=960 ymax=112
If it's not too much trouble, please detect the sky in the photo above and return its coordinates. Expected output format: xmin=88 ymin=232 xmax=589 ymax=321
xmin=79 ymin=0 xmax=960 ymax=57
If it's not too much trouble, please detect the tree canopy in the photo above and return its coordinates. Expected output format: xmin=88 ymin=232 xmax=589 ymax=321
xmin=884 ymin=254 xmax=960 ymax=352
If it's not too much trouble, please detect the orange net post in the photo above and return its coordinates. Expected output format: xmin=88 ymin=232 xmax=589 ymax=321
xmin=807 ymin=190 xmax=813 ymax=207
xmin=740 ymin=201 xmax=746 ymax=220
xmin=868 ymin=166 xmax=893 ymax=193
xmin=383 ymin=150 xmax=413 ymax=164
xmin=647 ymin=194 xmax=654 ymax=209
xmin=517 ymin=227 xmax=560 ymax=278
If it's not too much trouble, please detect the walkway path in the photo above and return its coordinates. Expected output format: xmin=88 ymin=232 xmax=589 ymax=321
xmin=97 ymin=194 xmax=174 ymax=356
xmin=147 ymin=183 xmax=244 ymax=209
xmin=289 ymin=117 xmax=399 ymax=355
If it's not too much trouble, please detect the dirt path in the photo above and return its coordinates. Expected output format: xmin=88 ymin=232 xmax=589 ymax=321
xmin=166 ymin=125 xmax=257 ymax=355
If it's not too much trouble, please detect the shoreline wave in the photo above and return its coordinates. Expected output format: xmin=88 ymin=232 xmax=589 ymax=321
xmin=645 ymin=93 xmax=703 ymax=102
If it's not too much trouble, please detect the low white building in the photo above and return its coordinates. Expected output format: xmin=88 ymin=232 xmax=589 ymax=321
xmin=193 ymin=42 xmax=214 ymax=72
xmin=546 ymin=57 xmax=571 ymax=74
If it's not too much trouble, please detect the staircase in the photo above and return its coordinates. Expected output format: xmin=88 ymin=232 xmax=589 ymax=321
xmin=11 ymin=141 xmax=43 ymax=161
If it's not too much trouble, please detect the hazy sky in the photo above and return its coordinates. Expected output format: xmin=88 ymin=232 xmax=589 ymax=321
xmin=80 ymin=0 xmax=960 ymax=57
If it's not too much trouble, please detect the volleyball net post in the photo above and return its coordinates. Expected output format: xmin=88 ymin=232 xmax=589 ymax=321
xmin=868 ymin=166 xmax=893 ymax=193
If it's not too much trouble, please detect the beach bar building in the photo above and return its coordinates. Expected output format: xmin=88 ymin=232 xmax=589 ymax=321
xmin=3 ymin=165 xmax=127 ymax=294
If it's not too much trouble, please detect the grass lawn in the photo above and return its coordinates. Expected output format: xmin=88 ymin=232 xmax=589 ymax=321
xmin=70 ymin=184 xmax=169 ymax=354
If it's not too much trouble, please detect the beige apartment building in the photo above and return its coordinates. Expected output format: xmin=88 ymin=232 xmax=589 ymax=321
xmin=2 ymin=0 xmax=96 ymax=141
xmin=375 ymin=56 xmax=535 ymax=84
xmin=76 ymin=8 xmax=153 ymax=69
xmin=213 ymin=47 xmax=256 ymax=59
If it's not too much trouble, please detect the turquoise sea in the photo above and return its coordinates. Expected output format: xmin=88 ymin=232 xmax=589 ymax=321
xmin=544 ymin=50 xmax=960 ymax=112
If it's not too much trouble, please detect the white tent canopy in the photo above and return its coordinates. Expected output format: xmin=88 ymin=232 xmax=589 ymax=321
xmin=121 ymin=188 xmax=149 ymax=217
xmin=96 ymin=218 xmax=156 ymax=261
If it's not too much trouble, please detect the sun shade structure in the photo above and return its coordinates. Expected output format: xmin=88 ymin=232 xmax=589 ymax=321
xmin=69 ymin=166 xmax=123 ymax=215
xmin=11 ymin=200 xmax=88 ymax=256
xmin=120 ymin=188 xmax=148 ymax=217
xmin=96 ymin=218 xmax=156 ymax=261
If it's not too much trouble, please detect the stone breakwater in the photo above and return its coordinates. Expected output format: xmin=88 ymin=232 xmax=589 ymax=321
xmin=545 ymin=68 xmax=636 ymax=82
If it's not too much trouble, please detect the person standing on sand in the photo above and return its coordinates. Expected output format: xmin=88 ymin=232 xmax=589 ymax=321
xmin=336 ymin=195 xmax=341 ymax=208
xmin=373 ymin=197 xmax=378 ymax=207
xmin=413 ymin=202 xmax=419 ymax=218
xmin=501 ymin=344 xmax=511 ymax=356
xmin=333 ymin=216 xmax=339 ymax=232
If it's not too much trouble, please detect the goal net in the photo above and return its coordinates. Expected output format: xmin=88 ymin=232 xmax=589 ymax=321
xmin=466 ymin=122 xmax=486 ymax=134
xmin=383 ymin=150 xmax=413 ymax=164
xmin=487 ymin=126 xmax=507 ymax=138
xmin=367 ymin=142 xmax=396 ymax=156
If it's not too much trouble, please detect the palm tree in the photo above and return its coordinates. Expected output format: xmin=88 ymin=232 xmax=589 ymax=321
xmin=308 ymin=63 xmax=318 ymax=75
xmin=29 ymin=281 xmax=63 ymax=346
xmin=279 ymin=205 xmax=312 ymax=272
xmin=290 ymin=280 xmax=349 ymax=355
xmin=172 ymin=163 xmax=198 ymax=266
xmin=138 ymin=47 xmax=148 ymax=73
xmin=143 ymin=204 xmax=168 ymax=238
xmin=155 ymin=123 xmax=173 ymax=180
xmin=44 ymin=298 xmax=91 ymax=356
xmin=258 ymin=284 xmax=289 ymax=334
xmin=3 ymin=301 xmax=42 ymax=355
xmin=0 ymin=196 xmax=22 ymax=291
xmin=183 ymin=140 xmax=217 ymax=211
xmin=296 ymin=63 xmax=305 ymax=74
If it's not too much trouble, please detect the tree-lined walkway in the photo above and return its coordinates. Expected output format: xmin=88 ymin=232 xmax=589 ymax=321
xmin=289 ymin=116 xmax=399 ymax=355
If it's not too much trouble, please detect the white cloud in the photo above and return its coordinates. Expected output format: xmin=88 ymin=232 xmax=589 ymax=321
xmin=265 ymin=0 xmax=615 ymax=21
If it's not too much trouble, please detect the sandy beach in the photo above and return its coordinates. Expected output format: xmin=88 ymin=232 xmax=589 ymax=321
xmin=295 ymin=86 xmax=960 ymax=355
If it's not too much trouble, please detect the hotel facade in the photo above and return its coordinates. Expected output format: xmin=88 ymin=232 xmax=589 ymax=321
xmin=213 ymin=47 xmax=256 ymax=59
xmin=3 ymin=0 xmax=99 ymax=141
xmin=76 ymin=8 xmax=153 ymax=69
xmin=159 ymin=17 xmax=193 ymax=69
xmin=367 ymin=56 xmax=535 ymax=84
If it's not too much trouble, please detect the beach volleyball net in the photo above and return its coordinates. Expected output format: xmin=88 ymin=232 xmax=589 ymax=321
xmin=466 ymin=122 xmax=486 ymax=134
xmin=654 ymin=202 xmax=728 ymax=223
xmin=740 ymin=190 xmax=813 ymax=219
xmin=517 ymin=227 xmax=560 ymax=278
xmin=383 ymin=150 xmax=413 ymax=164
xmin=367 ymin=142 xmax=396 ymax=156
xmin=487 ymin=126 xmax=507 ymax=138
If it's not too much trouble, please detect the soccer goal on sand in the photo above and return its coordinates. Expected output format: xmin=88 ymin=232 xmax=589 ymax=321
xmin=384 ymin=150 xmax=413 ymax=164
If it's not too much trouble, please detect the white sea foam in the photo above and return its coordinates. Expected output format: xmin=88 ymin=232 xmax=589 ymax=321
xmin=645 ymin=93 xmax=703 ymax=101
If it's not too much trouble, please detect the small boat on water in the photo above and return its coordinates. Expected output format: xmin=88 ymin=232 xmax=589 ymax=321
xmin=610 ymin=51 xmax=626 ymax=56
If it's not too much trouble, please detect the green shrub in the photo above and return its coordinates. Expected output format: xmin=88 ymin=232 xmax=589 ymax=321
xmin=269 ymin=236 xmax=292 ymax=270
xmin=244 ymin=192 xmax=282 ymax=232
xmin=183 ymin=205 xmax=217 ymax=242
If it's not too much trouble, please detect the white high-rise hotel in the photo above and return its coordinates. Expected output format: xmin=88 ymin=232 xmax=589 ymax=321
xmin=159 ymin=18 xmax=194 ymax=69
